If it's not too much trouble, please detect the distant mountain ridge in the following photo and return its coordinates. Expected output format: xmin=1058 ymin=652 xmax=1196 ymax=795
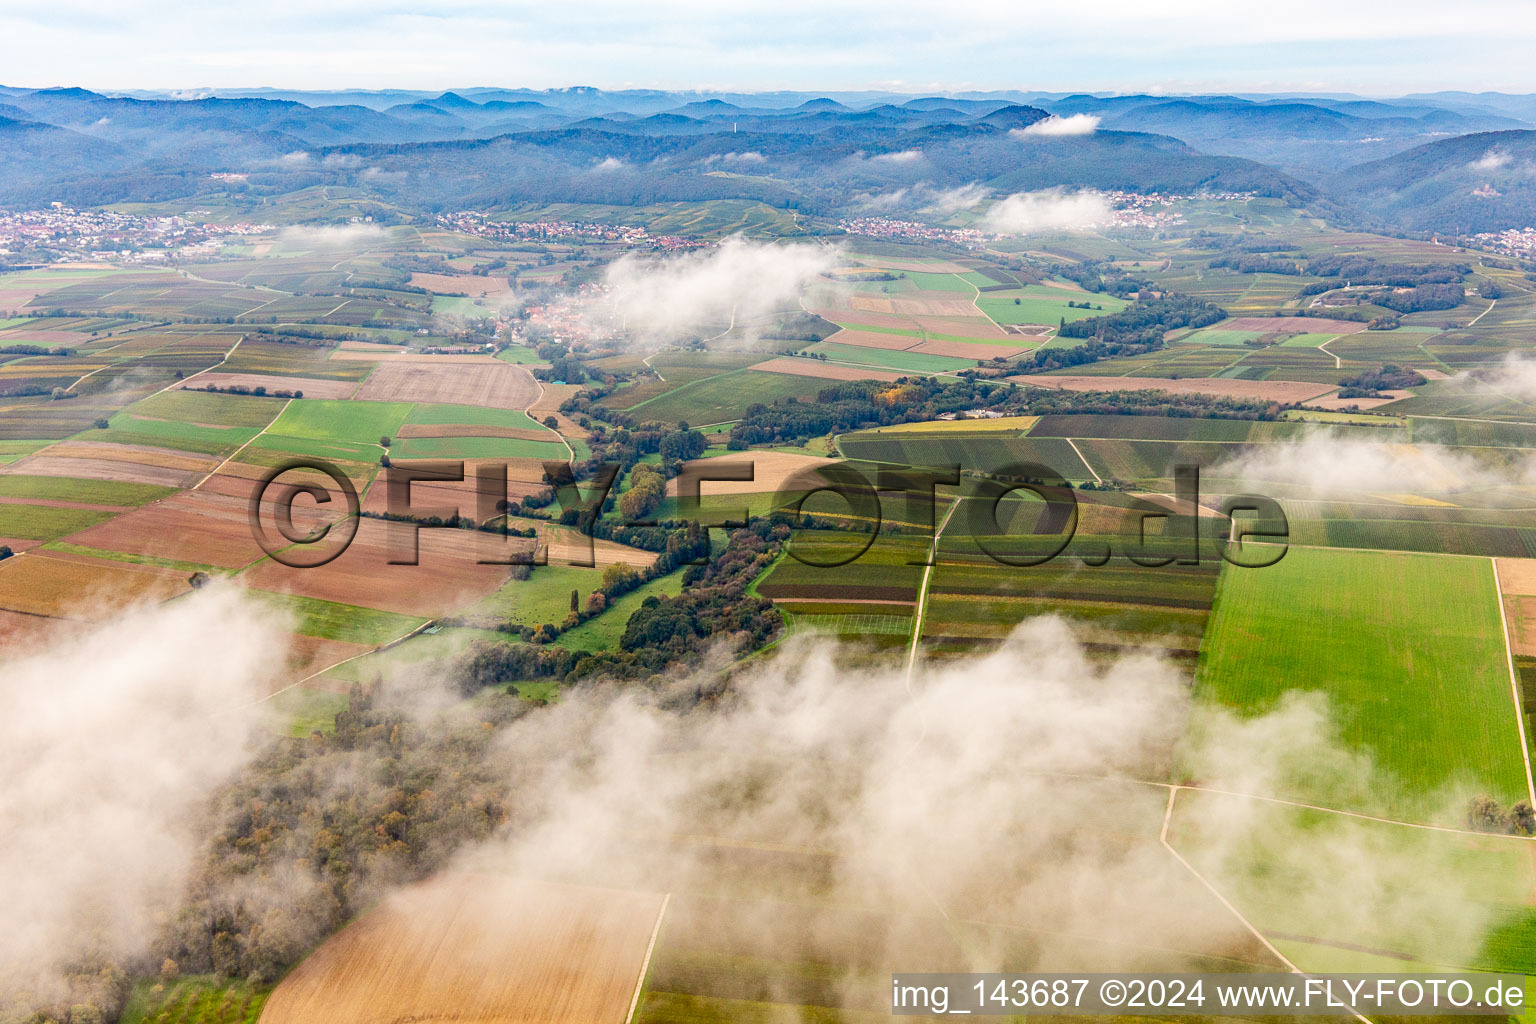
xmin=3 ymin=84 xmax=1536 ymax=233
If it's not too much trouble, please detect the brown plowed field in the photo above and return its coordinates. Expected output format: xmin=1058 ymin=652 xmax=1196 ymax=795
xmin=360 ymin=458 xmax=553 ymax=517
xmin=239 ymin=517 xmax=521 ymax=617
xmin=62 ymin=489 xmax=333 ymax=568
xmin=1306 ymin=390 xmax=1409 ymax=411
xmin=910 ymin=339 xmax=1029 ymax=359
xmin=1008 ymin=374 xmax=1336 ymax=403
xmin=177 ymin=372 xmax=358 ymax=400
xmin=809 ymin=306 xmax=916 ymax=331
xmin=912 ymin=315 xmax=1011 ymax=339
xmin=826 ymin=329 xmax=920 ymax=351
xmin=409 ymin=272 xmax=516 ymax=298
xmin=259 ymin=874 xmax=665 ymax=1024
xmin=1497 ymin=558 xmax=1536 ymax=657
xmin=751 ymin=358 xmax=905 ymax=382
xmin=351 ymin=358 xmax=540 ymax=409
xmin=10 ymin=446 xmax=211 ymax=488
xmin=664 ymin=451 xmax=835 ymax=498
xmin=890 ymin=296 xmax=981 ymax=317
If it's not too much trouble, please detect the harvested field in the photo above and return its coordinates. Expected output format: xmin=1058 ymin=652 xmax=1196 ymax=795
xmin=665 ymin=451 xmax=835 ymax=498
xmin=260 ymin=874 xmax=665 ymax=1024
xmin=893 ymin=296 xmax=981 ymax=317
xmin=852 ymin=256 xmax=971 ymax=274
xmin=336 ymin=340 xmax=405 ymax=353
xmin=545 ymin=527 xmax=659 ymax=569
xmin=331 ymin=349 xmax=490 ymax=363
xmin=11 ymin=441 xmax=217 ymax=488
xmin=909 ymin=339 xmax=1029 ymax=359
xmin=824 ymin=329 xmax=921 ymax=352
xmin=1009 ymin=374 xmax=1335 ymax=403
xmin=62 ymin=490 xmax=306 ymax=568
xmin=360 ymin=458 xmax=552 ymax=517
xmin=1222 ymin=316 xmax=1367 ymax=334
xmin=396 ymin=423 xmax=554 ymax=441
xmin=526 ymin=381 xmax=588 ymax=438
xmin=1497 ymin=558 xmax=1536 ymax=657
xmin=409 ymin=272 xmax=517 ymax=298
xmin=809 ymin=306 xmax=916 ymax=331
xmin=240 ymin=517 xmax=519 ymax=617
xmin=176 ymin=372 xmax=358 ymax=400
xmin=0 ymin=550 xmax=191 ymax=619
xmin=1306 ymin=390 xmax=1410 ymax=411
xmin=912 ymin=315 xmax=1012 ymax=339
xmin=352 ymin=358 xmax=540 ymax=409
xmin=750 ymin=358 xmax=904 ymax=383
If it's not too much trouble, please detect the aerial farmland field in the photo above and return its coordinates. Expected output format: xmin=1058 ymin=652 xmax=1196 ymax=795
xmin=1196 ymin=547 xmax=1529 ymax=820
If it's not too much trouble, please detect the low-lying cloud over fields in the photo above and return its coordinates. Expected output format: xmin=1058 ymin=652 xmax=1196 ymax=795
xmin=452 ymin=617 xmax=1499 ymax=974
xmin=0 ymin=587 xmax=285 ymax=1009
xmin=983 ymin=188 xmax=1112 ymax=234
xmin=598 ymin=235 xmax=840 ymax=348
xmin=1213 ymin=428 xmax=1536 ymax=496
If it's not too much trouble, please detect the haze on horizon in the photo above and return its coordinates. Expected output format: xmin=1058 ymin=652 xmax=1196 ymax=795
xmin=2 ymin=0 xmax=1534 ymax=96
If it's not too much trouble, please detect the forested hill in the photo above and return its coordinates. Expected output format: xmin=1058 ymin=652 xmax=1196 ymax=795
xmin=1331 ymin=130 xmax=1536 ymax=234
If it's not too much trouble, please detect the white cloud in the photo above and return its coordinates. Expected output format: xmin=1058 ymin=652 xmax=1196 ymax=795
xmin=922 ymin=181 xmax=988 ymax=214
xmin=983 ymin=188 xmax=1112 ymax=234
xmin=1470 ymin=148 xmax=1511 ymax=171
xmin=599 ymin=235 xmax=839 ymax=348
xmin=0 ymin=586 xmax=285 ymax=1003
xmin=871 ymin=148 xmax=923 ymax=163
xmin=591 ymin=155 xmax=627 ymax=172
xmin=1015 ymin=113 xmax=1101 ymax=136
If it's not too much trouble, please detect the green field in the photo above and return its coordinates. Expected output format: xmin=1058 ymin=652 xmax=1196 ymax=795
xmin=1196 ymin=547 xmax=1527 ymax=820
xmin=803 ymin=342 xmax=975 ymax=374
xmin=405 ymin=403 xmax=542 ymax=429
xmin=391 ymin=435 xmax=568 ymax=459
xmin=269 ymin=398 xmax=412 ymax=444
xmin=467 ymin=563 xmax=607 ymax=626
xmin=249 ymin=590 xmax=426 ymax=645
xmin=977 ymin=286 xmax=1130 ymax=327
xmin=129 ymin=389 xmax=286 ymax=429
xmin=628 ymin=370 xmax=825 ymax=425
xmin=556 ymin=570 xmax=685 ymax=651
xmin=119 ymin=974 xmax=269 ymax=1024
xmin=0 ymin=474 xmax=175 ymax=506
xmin=0 ymin=504 xmax=115 ymax=540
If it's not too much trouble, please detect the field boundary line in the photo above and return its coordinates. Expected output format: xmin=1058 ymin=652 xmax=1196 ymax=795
xmin=1491 ymin=557 xmax=1536 ymax=806
xmin=1316 ymin=338 xmax=1342 ymax=369
xmin=1468 ymin=298 xmax=1497 ymax=328
xmin=193 ymin=397 xmax=293 ymax=489
xmin=625 ymin=891 xmax=671 ymax=1024
xmin=905 ymin=494 xmax=961 ymax=690
xmin=1064 ymin=437 xmax=1102 ymax=484
xmin=1158 ymin=790 xmax=1374 ymax=1024
xmin=234 ymin=617 xmax=439 ymax=711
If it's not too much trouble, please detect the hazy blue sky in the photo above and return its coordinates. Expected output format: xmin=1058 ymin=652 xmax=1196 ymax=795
xmin=3 ymin=0 xmax=1532 ymax=95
